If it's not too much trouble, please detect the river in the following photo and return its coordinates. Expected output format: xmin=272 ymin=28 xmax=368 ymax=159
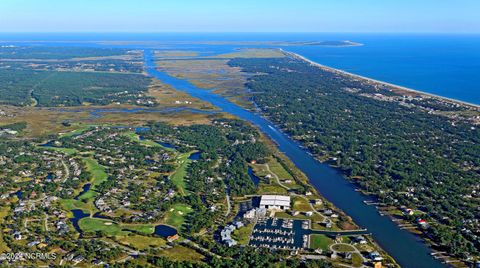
xmin=143 ymin=50 xmax=445 ymax=268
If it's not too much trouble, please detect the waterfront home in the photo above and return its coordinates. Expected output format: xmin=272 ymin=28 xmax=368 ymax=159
xmin=354 ymin=235 xmax=367 ymax=244
xmin=369 ymin=251 xmax=383 ymax=261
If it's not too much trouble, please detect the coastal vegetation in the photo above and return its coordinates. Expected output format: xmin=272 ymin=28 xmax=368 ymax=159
xmin=0 ymin=69 xmax=153 ymax=106
xmin=229 ymin=55 xmax=480 ymax=260
xmin=155 ymin=48 xmax=286 ymax=108
xmin=0 ymin=46 xmax=128 ymax=59
xmin=0 ymin=46 xmax=152 ymax=107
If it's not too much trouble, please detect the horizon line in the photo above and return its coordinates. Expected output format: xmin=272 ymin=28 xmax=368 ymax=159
xmin=0 ymin=31 xmax=479 ymax=35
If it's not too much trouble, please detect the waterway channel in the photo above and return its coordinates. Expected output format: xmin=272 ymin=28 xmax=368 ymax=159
xmin=143 ymin=49 xmax=444 ymax=268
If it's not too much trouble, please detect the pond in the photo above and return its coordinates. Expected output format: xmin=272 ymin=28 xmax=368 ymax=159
xmin=74 ymin=183 xmax=91 ymax=200
xmin=154 ymin=225 xmax=178 ymax=238
xmin=39 ymin=141 xmax=56 ymax=147
xmin=70 ymin=209 xmax=90 ymax=234
xmin=247 ymin=167 xmax=260 ymax=186
xmin=135 ymin=127 xmax=151 ymax=133
xmin=15 ymin=190 xmax=23 ymax=199
xmin=188 ymin=151 xmax=201 ymax=160
xmin=157 ymin=141 xmax=176 ymax=149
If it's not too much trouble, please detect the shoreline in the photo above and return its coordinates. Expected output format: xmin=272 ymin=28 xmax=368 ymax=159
xmin=282 ymin=49 xmax=480 ymax=109
xmin=254 ymin=93 xmax=460 ymax=267
xmin=278 ymin=49 xmax=470 ymax=266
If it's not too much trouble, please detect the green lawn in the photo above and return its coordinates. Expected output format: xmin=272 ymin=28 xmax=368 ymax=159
xmin=76 ymin=188 xmax=96 ymax=201
xmin=84 ymin=158 xmax=108 ymax=186
xmin=158 ymin=245 xmax=205 ymax=262
xmin=78 ymin=217 xmax=154 ymax=236
xmin=292 ymin=196 xmax=312 ymax=211
xmin=115 ymin=234 xmax=166 ymax=250
xmin=169 ymin=152 xmax=193 ymax=195
xmin=123 ymin=131 xmax=179 ymax=151
xmin=268 ymin=158 xmax=294 ymax=180
xmin=60 ymin=198 xmax=96 ymax=214
xmin=59 ymin=125 xmax=93 ymax=138
xmin=75 ymin=157 xmax=108 ymax=201
xmin=40 ymin=146 xmax=78 ymax=155
xmin=79 ymin=218 xmax=125 ymax=235
xmin=123 ymin=132 xmax=164 ymax=148
xmin=164 ymin=203 xmax=192 ymax=228
xmin=351 ymin=252 xmax=364 ymax=267
xmin=123 ymin=224 xmax=155 ymax=234
xmin=257 ymin=183 xmax=289 ymax=195
xmin=232 ymin=224 xmax=254 ymax=245
xmin=332 ymin=243 xmax=355 ymax=252
xmin=275 ymin=212 xmax=324 ymax=223
xmin=310 ymin=234 xmax=334 ymax=250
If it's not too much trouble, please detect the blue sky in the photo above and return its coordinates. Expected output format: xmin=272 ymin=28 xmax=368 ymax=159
xmin=0 ymin=0 xmax=478 ymax=33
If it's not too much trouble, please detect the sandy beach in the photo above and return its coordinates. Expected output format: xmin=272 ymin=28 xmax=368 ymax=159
xmin=282 ymin=49 xmax=480 ymax=109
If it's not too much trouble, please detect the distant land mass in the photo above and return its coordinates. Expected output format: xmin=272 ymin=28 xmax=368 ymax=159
xmin=89 ymin=40 xmax=364 ymax=47
xmin=298 ymin=40 xmax=363 ymax=47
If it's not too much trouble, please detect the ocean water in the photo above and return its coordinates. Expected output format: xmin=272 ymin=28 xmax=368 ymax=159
xmin=286 ymin=34 xmax=480 ymax=105
xmin=1 ymin=33 xmax=479 ymax=104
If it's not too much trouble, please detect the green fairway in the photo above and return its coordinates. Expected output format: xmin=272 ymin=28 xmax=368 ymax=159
xmin=79 ymin=217 xmax=154 ymax=236
xmin=75 ymin=157 xmax=108 ymax=201
xmin=123 ymin=132 xmax=164 ymax=148
xmin=40 ymin=146 xmax=78 ymax=155
xmin=61 ymin=157 xmax=108 ymax=214
xmin=169 ymin=152 xmax=193 ymax=195
xmin=60 ymin=198 xmax=96 ymax=214
xmin=76 ymin=188 xmax=97 ymax=201
xmin=164 ymin=203 xmax=193 ymax=228
xmin=123 ymin=224 xmax=156 ymax=234
xmin=84 ymin=158 xmax=108 ymax=186
xmin=59 ymin=124 xmax=94 ymax=138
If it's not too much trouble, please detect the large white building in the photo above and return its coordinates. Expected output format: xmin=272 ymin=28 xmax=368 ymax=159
xmin=259 ymin=195 xmax=291 ymax=211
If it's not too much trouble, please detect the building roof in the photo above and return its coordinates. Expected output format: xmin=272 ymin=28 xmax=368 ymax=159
xmin=260 ymin=195 xmax=291 ymax=207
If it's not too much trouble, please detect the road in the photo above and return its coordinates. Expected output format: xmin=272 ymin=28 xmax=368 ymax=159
xmin=225 ymin=189 xmax=231 ymax=217
xmin=329 ymin=242 xmax=368 ymax=267
xmin=263 ymin=163 xmax=289 ymax=190
xmin=61 ymin=159 xmax=70 ymax=183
